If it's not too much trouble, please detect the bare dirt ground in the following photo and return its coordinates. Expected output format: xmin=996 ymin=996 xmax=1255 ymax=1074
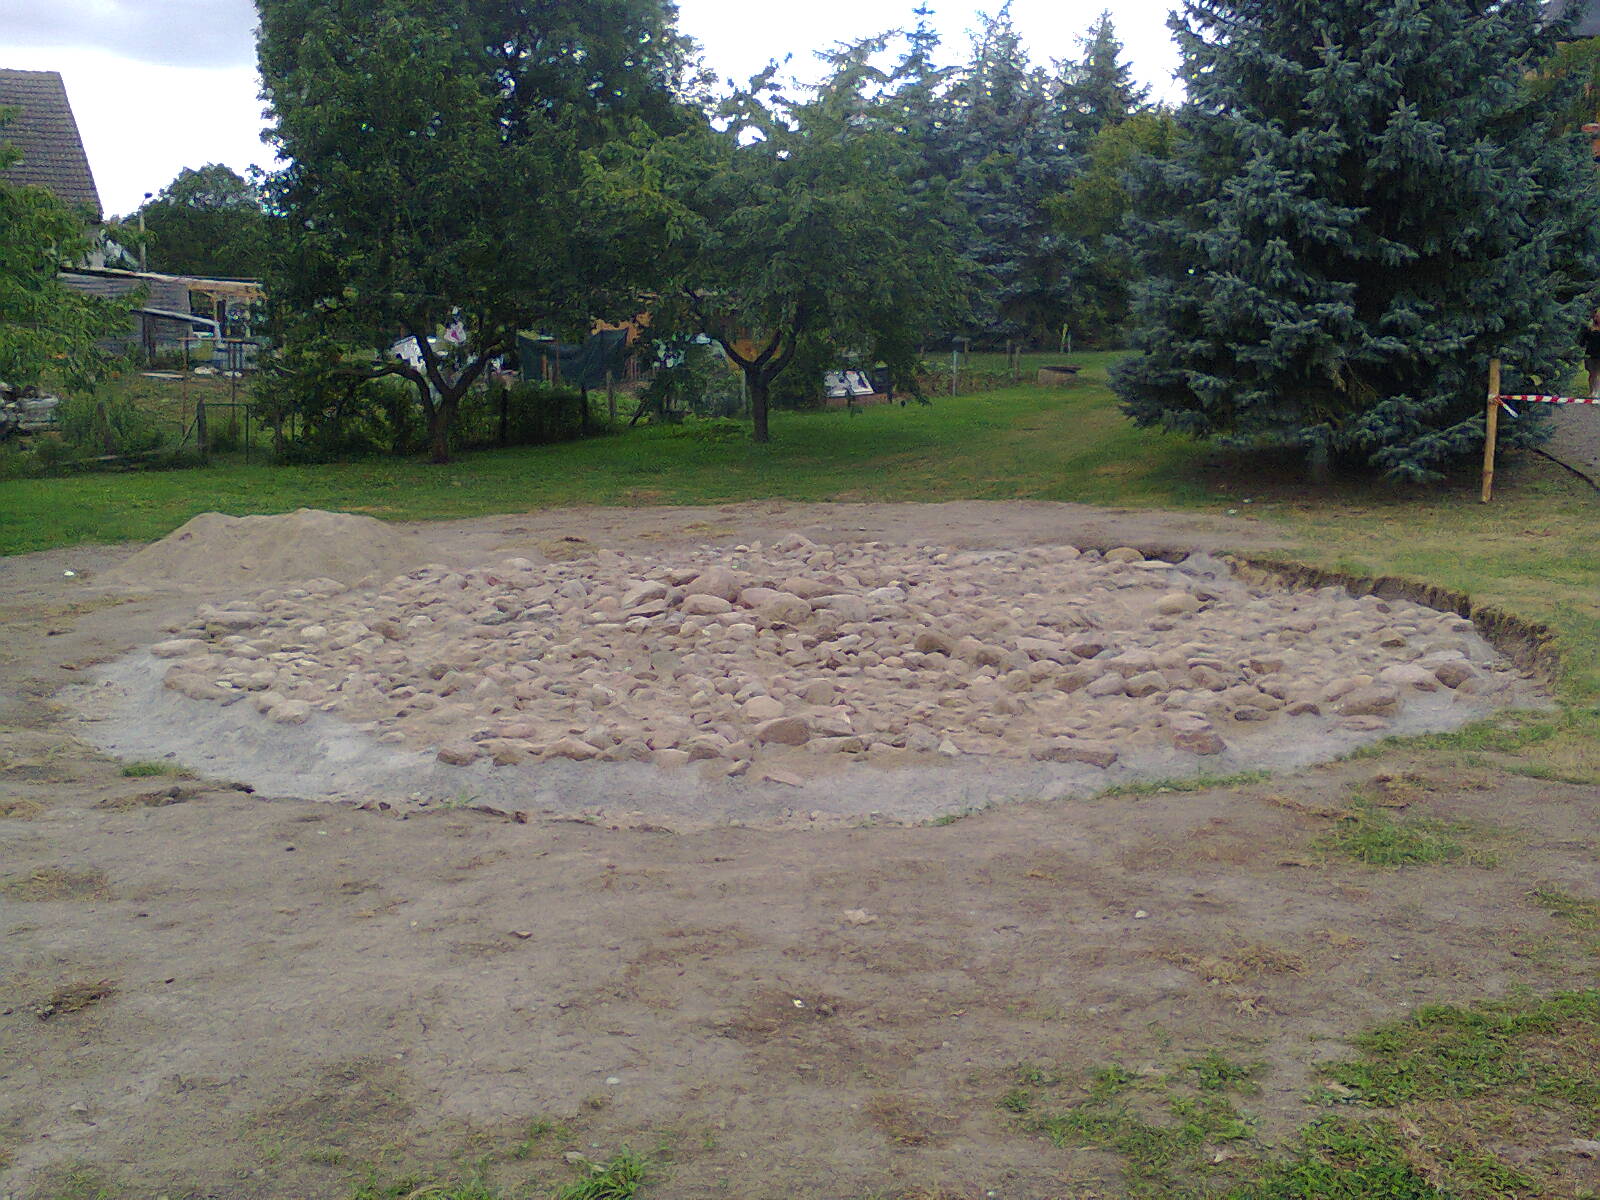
xmin=1546 ymin=406 xmax=1600 ymax=488
xmin=2 ymin=501 xmax=1596 ymax=1200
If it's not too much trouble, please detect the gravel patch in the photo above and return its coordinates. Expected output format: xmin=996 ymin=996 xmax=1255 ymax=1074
xmin=73 ymin=535 xmax=1539 ymax=827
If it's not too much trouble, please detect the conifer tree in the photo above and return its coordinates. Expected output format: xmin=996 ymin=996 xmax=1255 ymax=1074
xmin=942 ymin=6 xmax=1077 ymax=343
xmin=1057 ymin=12 xmax=1149 ymax=146
xmin=1113 ymin=0 xmax=1600 ymax=481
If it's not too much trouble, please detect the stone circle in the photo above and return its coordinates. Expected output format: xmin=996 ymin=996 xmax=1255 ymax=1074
xmin=146 ymin=534 xmax=1518 ymax=779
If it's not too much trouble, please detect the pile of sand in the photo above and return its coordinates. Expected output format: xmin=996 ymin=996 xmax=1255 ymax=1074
xmin=106 ymin=509 xmax=424 ymax=591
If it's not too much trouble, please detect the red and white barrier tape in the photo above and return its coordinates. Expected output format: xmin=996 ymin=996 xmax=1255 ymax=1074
xmin=1496 ymin=393 xmax=1600 ymax=417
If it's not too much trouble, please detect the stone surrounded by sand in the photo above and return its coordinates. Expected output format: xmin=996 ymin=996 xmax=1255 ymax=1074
xmin=145 ymin=536 xmax=1516 ymax=773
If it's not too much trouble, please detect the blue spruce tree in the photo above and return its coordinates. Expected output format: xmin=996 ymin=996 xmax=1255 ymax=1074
xmin=942 ymin=7 xmax=1078 ymax=344
xmin=1113 ymin=0 xmax=1600 ymax=480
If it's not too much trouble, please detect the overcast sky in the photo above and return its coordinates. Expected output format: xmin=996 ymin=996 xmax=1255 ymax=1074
xmin=0 ymin=0 xmax=1183 ymax=217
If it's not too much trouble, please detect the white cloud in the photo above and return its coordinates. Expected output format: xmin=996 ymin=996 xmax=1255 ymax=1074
xmin=0 ymin=0 xmax=256 ymax=66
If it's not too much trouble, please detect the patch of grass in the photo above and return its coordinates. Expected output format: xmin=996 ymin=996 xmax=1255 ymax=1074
xmin=0 ymin=354 xmax=1211 ymax=557
xmin=1024 ymin=1079 xmax=1258 ymax=1197
xmin=305 ymin=1147 xmax=347 ymax=1165
xmin=1086 ymin=1064 xmax=1138 ymax=1099
xmin=34 ymin=979 xmax=116 ymax=1020
xmin=997 ymin=1087 xmax=1034 ymax=1114
xmin=1226 ymin=1116 xmax=1473 ymax=1200
xmin=349 ymin=1177 xmax=502 ymax=1200
xmin=1013 ymin=1061 xmax=1068 ymax=1088
xmin=1013 ymin=1004 xmax=1587 ymax=1199
xmin=1528 ymin=886 xmax=1600 ymax=930
xmin=511 ymin=1116 xmax=572 ymax=1160
xmin=118 ymin=760 xmax=191 ymax=778
xmin=1317 ymin=801 xmax=1494 ymax=868
xmin=1324 ymin=990 xmax=1600 ymax=1109
xmin=552 ymin=1149 xmax=652 ymax=1200
xmin=0 ymin=796 xmax=44 ymax=819
xmin=1296 ymin=991 xmax=1600 ymax=1198
xmin=0 ymin=866 xmax=109 ymax=901
xmin=34 ymin=1168 xmax=123 ymax=1200
xmin=1187 ymin=1051 xmax=1263 ymax=1093
xmin=1098 ymin=770 xmax=1272 ymax=799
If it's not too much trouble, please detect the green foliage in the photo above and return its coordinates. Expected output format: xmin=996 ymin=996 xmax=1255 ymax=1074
xmin=633 ymin=42 xmax=970 ymax=441
xmin=0 ymin=130 xmax=127 ymax=392
xmin=54 ymin=391 xmax=168 ymax=458
xmin=1526 ymin=35 xmax=1600 ymax=136
xmin=454 ymin=383 xmax=592 ymax=450
xmin=249 ymin=336 xmax=420 ymax=460
xmin=933 ymin=9 xmax=1078 ymax=344
xmin=135 ymin=164 xmax=269 ymax=278
xmin=636 ymin=344 xmax=742 ymax=420
xmin=1227 ymin=1118 xmax=1452 ymax=1200
xmin=551 ymin=1149 xmax=651 ymax=1200
xmin=1114 ymin=0 xmax=1600 ymax=480
xmin=1056 ymin=11 xmax=1152 ymax=145
xmin=1324 ymin=989 xmax=1600 ymax=1108
xmin=1051 ymin=110 xmax=1177 ymax=343
xmin=1318 ymin=800 xmax=1493 ymax=868
xmin=257 ymin=0 xmax=690 ymax=461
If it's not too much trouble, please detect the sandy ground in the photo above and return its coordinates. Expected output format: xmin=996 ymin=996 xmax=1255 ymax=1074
xmin=2 ymin=501 xmax=1597 ymax=1200
xmin=1546 ymin=406 xmax=1600 ymax=487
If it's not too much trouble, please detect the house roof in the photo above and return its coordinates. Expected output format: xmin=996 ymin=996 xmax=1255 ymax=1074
xmin=1549 ymin=0 xmax=1600 ymax=37
xmin=0 ymin=69 xmax=101 ymax=220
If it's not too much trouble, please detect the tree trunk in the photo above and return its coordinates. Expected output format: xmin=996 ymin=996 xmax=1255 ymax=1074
xmin=750 ymin=374 xmax=770 ymax=444
xmin=428 ymin=391 xmax=460 ymax=464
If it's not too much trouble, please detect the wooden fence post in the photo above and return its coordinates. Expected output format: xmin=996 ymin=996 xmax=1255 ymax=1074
xmin=1481 ymin=358 xmax=1501 ymax=503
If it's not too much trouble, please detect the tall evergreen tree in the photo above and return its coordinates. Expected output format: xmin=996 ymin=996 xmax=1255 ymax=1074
xmin=885 ymin=5 xmax=958 ymax=181
xmin=1056 ymin=12 xmax=1149 ymax=146
xmin=942 ymin=6 xmax=1077 ymax=343
xmin=1113 ymin=0 xmax=1600 ymax=481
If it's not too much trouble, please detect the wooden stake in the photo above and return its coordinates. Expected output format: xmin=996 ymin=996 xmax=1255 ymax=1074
xmin=1481 ymin=357 xmax=1501 ymax=503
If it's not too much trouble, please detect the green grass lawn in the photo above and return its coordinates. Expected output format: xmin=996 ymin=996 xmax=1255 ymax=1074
xmin=5 ymin=349 xmax=1597 ymax=703
xmin=0 ymin=353 xmax=1207 ymax=550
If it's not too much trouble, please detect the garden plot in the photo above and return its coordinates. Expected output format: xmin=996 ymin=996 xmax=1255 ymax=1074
xmin=80 ymin=532 xmax=1534 ymax=824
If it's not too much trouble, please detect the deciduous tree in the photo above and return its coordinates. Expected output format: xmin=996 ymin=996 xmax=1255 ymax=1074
xmin=136 ymin=164 xmax=269 ymax=278
xmin=0 ymin=137 xmax=125 ymax=390
xmin=635 ymin=50 xmax=969 ymax=442
xmin=256 ymin=0 xmax=693 ymax=462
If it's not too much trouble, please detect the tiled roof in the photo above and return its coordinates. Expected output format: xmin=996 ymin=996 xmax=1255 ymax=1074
xmin=0 ymin=69 xmax=101 ymax=220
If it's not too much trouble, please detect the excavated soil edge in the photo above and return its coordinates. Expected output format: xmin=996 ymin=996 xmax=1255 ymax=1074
xmin=1224 ymin=554 xmax=1562 ymax=685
